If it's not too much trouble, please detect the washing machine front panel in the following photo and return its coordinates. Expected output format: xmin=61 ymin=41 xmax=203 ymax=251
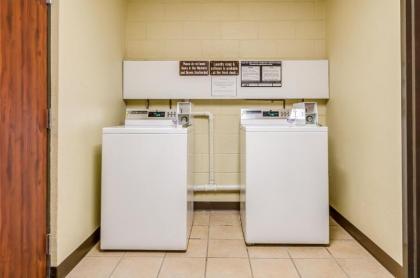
xmin=243 ymin=127 xmax=329 ymax=244
xmin=101 ymin=127 xmax=191 ymax=250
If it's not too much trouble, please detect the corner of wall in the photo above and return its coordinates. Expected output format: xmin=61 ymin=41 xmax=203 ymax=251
xmin=49 ymin=0 xmax=60 ymax=267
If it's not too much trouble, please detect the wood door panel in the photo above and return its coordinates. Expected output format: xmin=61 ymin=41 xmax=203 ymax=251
xmin=0 ymin=0 xmax=48 ymax=277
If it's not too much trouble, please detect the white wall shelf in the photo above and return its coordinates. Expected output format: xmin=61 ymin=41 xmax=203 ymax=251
xmin=123 ymin=60 xmax=329 ymax=100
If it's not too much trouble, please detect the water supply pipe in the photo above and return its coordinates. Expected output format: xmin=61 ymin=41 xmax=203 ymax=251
xmin=191 ymin=111 xmax=215 ymax=185
xmin=190 ymin=111 xmax=240 ymax=192
xmin=193 ymin=184 xmax=240 ymax=192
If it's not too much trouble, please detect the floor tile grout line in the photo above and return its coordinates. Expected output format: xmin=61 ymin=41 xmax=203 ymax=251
xmin=155 ymin=252 xmax=166 ymax=278
xmin=209 ymin=224 xmax=242 ymax=227
xmin=325 ymin=245 xmax=351 ymax=278
xmin=107 ymin=253 xmax=125 ymax=278
xmin=210 ymin=237 xmax=244 ymax=240
xmin=204 ymin=220 xmax=211 ymax=278
xmin=207 ymin=256 xmax=251 ymax=259
xmin=287 ymin=248 xmax=303 ymax=278
xmin=246 ymin=244 xmax=255 ymax=278
xmin=292 ymin=257 xmax=341 ymax=260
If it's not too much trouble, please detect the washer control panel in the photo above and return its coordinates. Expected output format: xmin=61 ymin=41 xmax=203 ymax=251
xmin=241 ymin=109 xmax=290 ymax=120
xmin=126 ymin=109 xmax=177 ymax=121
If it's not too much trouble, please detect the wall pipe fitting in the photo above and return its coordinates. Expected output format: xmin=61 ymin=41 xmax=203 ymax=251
xmin=193 ymin=184 xmax=240 ymax=192
xmin=191 ymin=111 xmax=241 ymax=192
xmin=191 ymin=111 xmax=215 ymax=185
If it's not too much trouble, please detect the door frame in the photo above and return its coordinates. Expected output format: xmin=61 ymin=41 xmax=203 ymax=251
xmin=402 ymin=0 xmax=419 ymax=277
xmin=47 ymin=2 xmax=53 ymax=276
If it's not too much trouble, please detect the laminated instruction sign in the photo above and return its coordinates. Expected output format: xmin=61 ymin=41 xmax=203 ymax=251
xmin=210 ymin=61 xmax=239 ymax=76
xmin=241 ymin=61 xmax=282 ymax=87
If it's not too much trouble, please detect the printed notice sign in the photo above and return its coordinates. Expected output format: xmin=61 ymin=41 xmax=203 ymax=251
xmin=179 ymin=61 xmax=209 ymax=76
xmin=241 ymin=61 xmax=282 ymax=87
xmin=211 ymin=76 xmax=237 ymax=97
xmin=210 ymin=61 xmax=239 ymax=76
xmin=241 ymin=66 xmax=260 ymax=82
xmin=262 ymin=66 xmax=281 ymax=82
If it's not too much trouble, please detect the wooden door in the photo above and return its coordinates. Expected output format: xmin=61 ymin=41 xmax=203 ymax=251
xmin=0 ymin=0 xmax=49 ymax=277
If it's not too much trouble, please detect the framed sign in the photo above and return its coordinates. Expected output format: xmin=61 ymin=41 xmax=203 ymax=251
xmin=179 ymin=61 xmax=209 ymax=76
xmin=210 ymin=61 xmax=239 ymax=75
xmin=241 ymin=61 xmax=282 ymax=87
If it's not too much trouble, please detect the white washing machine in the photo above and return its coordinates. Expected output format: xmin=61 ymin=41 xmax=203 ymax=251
xmin=101 ymin=110 xmax=194 ymax=250
xmin=240 ymin=108 xmax=329 ymax=245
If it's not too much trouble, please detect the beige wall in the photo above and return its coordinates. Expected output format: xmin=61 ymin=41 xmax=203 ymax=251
xmin=327 ymin=0 xmax=402 ymax=264
xmin=50 ymin=0 xmax=126 ymax=265
xmin=125 ymin=0 xmax=328 ymax=201
xmin=126 ymin=0 xmax=326 ymax=59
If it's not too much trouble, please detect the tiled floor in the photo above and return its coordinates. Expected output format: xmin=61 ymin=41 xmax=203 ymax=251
xmin=67 ymin=210 xmax=394 ymax=278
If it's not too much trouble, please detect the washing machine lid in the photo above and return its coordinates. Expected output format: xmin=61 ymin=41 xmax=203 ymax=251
xmin=241 ymin=124 xmax=328 ymax=132
xmin=103 ymin=126 xmax=188 ymax=134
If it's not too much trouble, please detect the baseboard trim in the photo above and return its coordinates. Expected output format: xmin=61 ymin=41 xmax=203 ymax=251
xmin=194 ymin=201 xmax=240 ymax=210
xmin=330 ymin=207 xmax=403 ymax=278
xmin=49 ymin=228 xmax=100 ymax=278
